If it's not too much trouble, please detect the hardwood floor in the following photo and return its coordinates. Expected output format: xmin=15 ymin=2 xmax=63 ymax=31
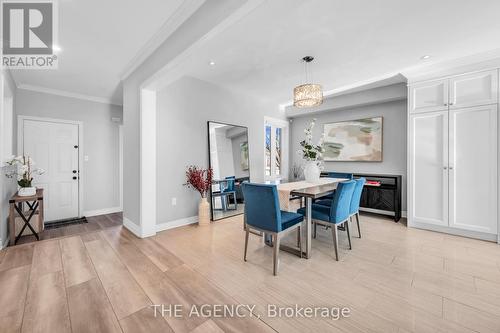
xmin=1 ymin=212 xmax=500 ymax=332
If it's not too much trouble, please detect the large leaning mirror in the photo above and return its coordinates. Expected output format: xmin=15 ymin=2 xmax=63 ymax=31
xmin=208 ymin=121 xmax=250 ymax=221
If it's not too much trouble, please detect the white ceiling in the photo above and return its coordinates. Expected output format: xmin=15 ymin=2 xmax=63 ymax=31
xmin=177 ymin=0 xmax=500 ymax=105
xmin=11 ymin=0 xmax=187 ymax=105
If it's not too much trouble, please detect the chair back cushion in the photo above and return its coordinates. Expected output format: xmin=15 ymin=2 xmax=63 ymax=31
xmin=329 ymin=180 xmax=356 ymax=223
xmin=242 ymin=183 xmax=281 ymax=232
xmin=225 ymin=176 xmax=236 ymax=191
xmin=349 ymin=178 xmax=366 ymax=214
xmin=326 ymin=172 xmax=353 ymax=180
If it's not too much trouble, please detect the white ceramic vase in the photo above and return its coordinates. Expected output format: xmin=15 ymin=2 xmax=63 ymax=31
xmin=18 ymin=187 xmax=36 ymax=197
xmin=304 ymin=161 xmax=320 ymax=183
xmin=198 ymin=197 xmax=210 ymax=226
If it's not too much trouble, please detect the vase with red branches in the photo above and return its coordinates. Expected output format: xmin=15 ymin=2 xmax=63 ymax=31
xmin=184 ymin=166 xmax=213 ymax=225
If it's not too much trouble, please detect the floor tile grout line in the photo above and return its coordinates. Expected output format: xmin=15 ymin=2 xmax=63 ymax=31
xmin=82 ymin=233 xmax=126 ymax=332
xmin=58 ymin=239 xmax=75 ymax=333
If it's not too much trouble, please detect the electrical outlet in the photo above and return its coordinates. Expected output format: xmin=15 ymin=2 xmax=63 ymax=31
xmin=171 ymin=198 xmax=177 ymax=206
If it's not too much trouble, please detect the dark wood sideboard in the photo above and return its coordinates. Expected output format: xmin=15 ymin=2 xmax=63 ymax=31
xmin=321 ymin=172 xmax=402 ymax=222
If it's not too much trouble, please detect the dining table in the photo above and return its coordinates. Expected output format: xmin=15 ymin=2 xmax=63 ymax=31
xmin=264 ymin=178 xmax=349 ymax=259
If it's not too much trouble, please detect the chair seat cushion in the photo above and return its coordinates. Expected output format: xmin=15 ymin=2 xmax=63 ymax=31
xmin=280 ymin=211 xmax=304 ymax=230
xmin=297 ymin=204 xmax=331 ymax=223
xmin=315 ymin=199 xmax=332 ymax=207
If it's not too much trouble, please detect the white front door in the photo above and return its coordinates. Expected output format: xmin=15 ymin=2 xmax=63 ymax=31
xmin=22 ymin=119 xmax=80 ymax=221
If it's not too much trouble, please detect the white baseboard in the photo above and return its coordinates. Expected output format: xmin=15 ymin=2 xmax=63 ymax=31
xmin=0 ymin=236 xmax=9 ymax=250
xmin=84 ymin=206 xmax=122 ymax=217
xmin=156 ymin=216 xmax=198 ymax=232
xmin=409 ymin=221 xmax=498 ymax=242
xmin=123 ymin=215 xmax=199 ymax=238
xmin=360 ymin=207 xmax=407 ymax=218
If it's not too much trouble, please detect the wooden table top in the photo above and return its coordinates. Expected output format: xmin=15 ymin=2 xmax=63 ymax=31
xmin=289 ymin=179 xmax=348 ymax=199
xmin=9 ymin=188 xmax=44 ymax=203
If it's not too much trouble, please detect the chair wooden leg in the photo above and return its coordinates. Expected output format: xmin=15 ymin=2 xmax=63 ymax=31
xmin=298 ymin=226 xmax=303 ymax=259
xmin=244 ymin=228 xmax=249 ymax=261
xmin=273 ymin=234 xmax=281 ymax=276
xmin=345 ymin=220 xmax=352 ymax=250
xmin=331 ymin=224 xmax=339 ymax=261
xmin=356 ymin=212 xmax=361 ymax=238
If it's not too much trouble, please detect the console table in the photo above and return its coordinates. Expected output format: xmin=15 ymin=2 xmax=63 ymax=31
xmin=321 ymin=172 xmax=402 ymax=222
xmin=9 ymin=189 xmax=44 ymax=245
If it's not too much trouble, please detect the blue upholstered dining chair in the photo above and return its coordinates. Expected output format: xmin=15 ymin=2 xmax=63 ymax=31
xmin=318 ymin=172 xmax=354 ymax=200
xmin=349 ymin=178 xmax=366 ymax=238
xmin=297 ymin=180 xmax=356 ymax=261
xmin=242 ymin=183 xmax=304 ymax=275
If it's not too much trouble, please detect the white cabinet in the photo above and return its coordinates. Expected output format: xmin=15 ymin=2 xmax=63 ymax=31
xmin=409 ymin=70 xmax=499 ymax=240
xmin=449 ymin=105 xmax=498 ymax=234
xmin=409 ymin=111 xmax=449 ymax=227
xmin=409 ymin=79 xmax=449 ymax=113
xmin=449 ymin=70 xmax=498 ymax=109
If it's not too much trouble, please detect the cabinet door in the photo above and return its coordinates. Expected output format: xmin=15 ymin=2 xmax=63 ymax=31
xmin=409 ymin=111 xmax=449 ymax=226
xmin=409 ymin=79 xmax=449 ymax=113
xmin=449 ymin=70 xmax=498 ymax=109
xmin=449 ymin=105 xmax=498 ymax=234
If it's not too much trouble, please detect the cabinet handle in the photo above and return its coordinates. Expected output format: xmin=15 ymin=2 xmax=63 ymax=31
xmin=449 ymin=166 xmax=454 ymax=170
xmin=444 ymin=103 xmax=448 ymax=106
xmin=443 ymin=166 xmax=448 ymax=170
xmin=449 ymin=102 xmax=454 ymax=106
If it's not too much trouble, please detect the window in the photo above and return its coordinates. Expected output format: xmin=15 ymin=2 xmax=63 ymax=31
xmin=264 ymin=118 xmax=288 ymax=181
xmin=265 ymin=125 xmax=271 ymax=176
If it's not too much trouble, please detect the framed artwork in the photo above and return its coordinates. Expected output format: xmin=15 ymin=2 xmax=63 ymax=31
xmin=240 ymin=142 xmax=249 ymax=170
xmin=323 ymin=117 xmax=383 ymax=161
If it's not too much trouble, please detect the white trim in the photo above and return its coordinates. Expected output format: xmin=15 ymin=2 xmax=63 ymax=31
xmin=410 ymin=221 xmax=498 ymax=242
xmin=83 ymin=207 xmax=122 ymax=217
xmin=123 ymin=216 xmax=144 ymax=238
xmin=156 ymin=216 xmax=199 ymax=232
xmin=0 ymin=236 xmax=9 ymax=250
xmin=359 ymin=207 xmax=407 ymax=218
xmin=120 ymin=0 xmax=206 ymax=80
xmin=140 ymin=89 xmax=157 ymax=237
xmin=17 ymin=84 xmax=122 ymax=106
xmin=17 ymin=115 xmax=84 ymax=219
xmin=263 ymin=117 xmax=289 ymax=182
xmin=118 ymin=125 xmax=123 ymax=211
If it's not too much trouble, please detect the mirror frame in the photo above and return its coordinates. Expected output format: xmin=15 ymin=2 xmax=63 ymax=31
xmin=207 ymin=121 xmax=250 ymax=221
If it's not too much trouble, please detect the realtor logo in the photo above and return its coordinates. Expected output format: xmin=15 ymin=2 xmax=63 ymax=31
xmin=2 ymin=0 xmax=58 ymax=69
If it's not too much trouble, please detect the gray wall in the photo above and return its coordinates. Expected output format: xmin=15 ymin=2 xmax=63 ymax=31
xmin=289 ymin=100 xmax=408 ymax=211
xmin=156 ymin=76 xmax=283 ymax=224
xmin=0 ymin=70 xmax=17 ymax=248
xmin=15 ymin=89 xmax=122 ymax=214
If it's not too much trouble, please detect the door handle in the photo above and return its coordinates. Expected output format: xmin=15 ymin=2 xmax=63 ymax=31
xmin=72 ymin=170 xmax=77 ymax=174
xmin=443 ymin=166 xmax=448 ymax=170
xmin=449 ymin=166 xmax=454 ymax=170
xmin=72 ymin=176 xmax=77 ymax=180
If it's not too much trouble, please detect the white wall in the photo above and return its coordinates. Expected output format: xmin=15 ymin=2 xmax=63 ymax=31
xmin=155 ymin=76 xmax=284 ymax=225
xmin=0 ymin=70 xmax=17 ymax=248
xmin=15 ymin=89 xmax=123 ymax=215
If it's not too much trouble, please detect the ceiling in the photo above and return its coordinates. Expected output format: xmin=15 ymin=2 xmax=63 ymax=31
xmin=176 ymin=0 xmax=500 ymax=105
xmin=10 ymin=0 xmax=188 ymax=105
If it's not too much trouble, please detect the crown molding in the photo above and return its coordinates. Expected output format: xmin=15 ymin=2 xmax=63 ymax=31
xmin=120 ymin=0 xmax=206 ymax=81
xmin=17 ymin=84 xmax=122 ymax=106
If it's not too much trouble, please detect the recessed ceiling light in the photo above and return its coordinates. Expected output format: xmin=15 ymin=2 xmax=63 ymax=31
xmin=52 ymin=45 xmax=62 ymax=53
xmin=209 ymin=61 xmax=216 ymax=66
xmin=421 ymin=55 xmax=431 ymax=60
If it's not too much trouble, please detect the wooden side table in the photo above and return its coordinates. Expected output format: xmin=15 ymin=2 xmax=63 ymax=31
xmin=9 ymin=189 xmax=44 ymax=245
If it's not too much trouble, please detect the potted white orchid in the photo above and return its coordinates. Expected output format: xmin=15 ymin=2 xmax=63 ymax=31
xmin=4 ymin=156 xmax=45 ymax=196
xmin=298 ymin=118 xmax=324 ymax=183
